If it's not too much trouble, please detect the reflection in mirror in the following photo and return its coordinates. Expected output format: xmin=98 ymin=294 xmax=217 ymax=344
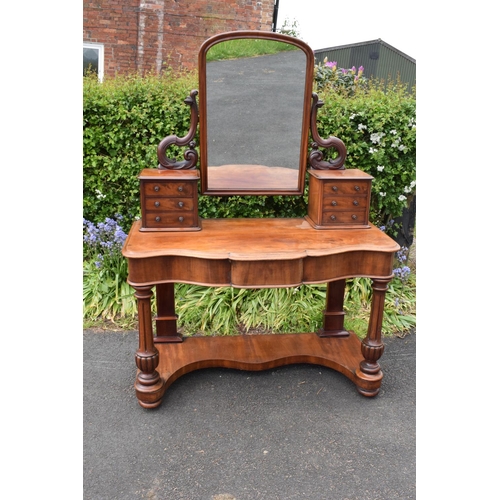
xmin=199 ymin=32 xmax=314 ymax=195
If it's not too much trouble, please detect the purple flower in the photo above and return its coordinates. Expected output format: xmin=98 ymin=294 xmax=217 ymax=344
xmin=393 ymin=266 xmax=411 ymax=280
xmin=84 ymin=215 xmax=128 ymax=258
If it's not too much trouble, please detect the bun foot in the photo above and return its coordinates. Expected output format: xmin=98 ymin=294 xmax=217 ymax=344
xmin=134 ymin=377 xmax=166 ymax=409
xmin=354 ymin=367 xmax=383 ymax=397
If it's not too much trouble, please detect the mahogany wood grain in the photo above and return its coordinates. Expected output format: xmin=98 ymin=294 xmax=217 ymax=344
xmin=151 ymin=333 xmax=383 ymax=401
xmin=154 ymin=283 xmax=182 ymax=343
xmin=123 ymin=218 xmax=399 ymax=288
xmin=123 ymin=218 xmax=398 ymax=408
xmin=318 ymin=279 xmax=349 ymax=337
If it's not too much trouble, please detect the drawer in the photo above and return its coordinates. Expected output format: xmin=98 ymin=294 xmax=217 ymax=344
xmin=143 ymin=181 xmax=194 ymax=197
xmin=143 ymin=212 xmax=197 ymax=228
xmin=322 ymin=196 xmax=367 ymax=210
xmin=322 ymin=181 xmax=370 ymax=196
xmin=144 ymin=197 xmax=194 ymax=211
xmin=321 ymin=210 xmax=368 ymax=225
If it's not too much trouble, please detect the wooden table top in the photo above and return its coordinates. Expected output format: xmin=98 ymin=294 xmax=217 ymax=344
xmin=122 ymin=218 xmax=399 ymax=262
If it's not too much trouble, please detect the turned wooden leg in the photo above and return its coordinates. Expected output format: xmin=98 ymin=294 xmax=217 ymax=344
xmin=154 ymin=283 xmax=182 ymax=343
xmin=356 ymin=277 xmax=391 ymax=396
xmin=318 ymin=279 xmax=349 ymax=337
xmin=133 ymin=285 xmax=166 ymax=409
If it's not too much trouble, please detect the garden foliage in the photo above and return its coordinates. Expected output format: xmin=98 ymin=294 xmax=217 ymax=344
xmin=83 ymin=70 xmax=198 ymax=231
xmin=83 ymin=66 xmax=415 ymax=233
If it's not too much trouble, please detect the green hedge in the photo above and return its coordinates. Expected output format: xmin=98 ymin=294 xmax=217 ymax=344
xmin=315 ymin=80 xmax=416 ymax=229
xmin=83 ymin=70 xmax=198 ymax=230
xmin=83 ymin=72 xmax=415 ymax=232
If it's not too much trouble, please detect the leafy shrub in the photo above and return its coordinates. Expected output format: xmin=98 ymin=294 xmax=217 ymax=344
xmin=277 ymin=18 xmax=301 ymax=38
xmin=83 ymin=70 xmax=198 ymax=232
xmin=84 ymin=67 xmax=415 ymax=233
xmin=83 ymin=215 xmax=137 ymax=327
xmin=314 ymin=59 xmax=368 ymax=95
xmin=313 ymin=75 xmax=416 ymax=233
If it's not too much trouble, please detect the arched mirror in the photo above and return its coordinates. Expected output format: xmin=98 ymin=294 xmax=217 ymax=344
xmin=198 ymin=31 xmax=315 ymax=196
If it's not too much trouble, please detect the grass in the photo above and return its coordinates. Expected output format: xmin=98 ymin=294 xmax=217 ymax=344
xmin=206 ymin=38 xmax=299 ymax=62
xmin=84 ymin=279 xmax=415 ymax=337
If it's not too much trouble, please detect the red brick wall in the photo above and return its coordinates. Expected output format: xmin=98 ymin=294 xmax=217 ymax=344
xmin=83 ymin=0 xmax=276 ymax=77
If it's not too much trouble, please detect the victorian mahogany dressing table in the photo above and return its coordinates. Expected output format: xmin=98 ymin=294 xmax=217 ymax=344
xmin=122 ymin=32 xmax=399 ymax=409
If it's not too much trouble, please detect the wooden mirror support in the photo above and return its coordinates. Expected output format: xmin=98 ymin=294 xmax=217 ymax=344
xmin=124 ymin=31 xmax=401 ymax=408
xmin=305 ymin=93 xmax=373 ymax=229
xmin=139 ymin=90 xmax=201 ymax=232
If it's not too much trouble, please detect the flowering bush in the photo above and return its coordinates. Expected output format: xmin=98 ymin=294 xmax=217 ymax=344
xmin=315 ymin=58 xmax=368 ymax=95
xmin=313 ymin=75 xmax=416 ymax=233
xmin=83 ymin=215 xmax=137 ymax=326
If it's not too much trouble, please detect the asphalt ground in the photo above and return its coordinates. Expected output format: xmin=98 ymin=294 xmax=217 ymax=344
xmin=83 ymin=330 xmax=415 ymax=500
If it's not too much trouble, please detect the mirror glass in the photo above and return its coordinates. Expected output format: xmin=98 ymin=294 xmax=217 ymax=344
xmin=199 ymin=32 xmax=314 ymax=195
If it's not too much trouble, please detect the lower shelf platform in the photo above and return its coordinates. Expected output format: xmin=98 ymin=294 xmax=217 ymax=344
xmin=135 ymin=332 xmax=383 ymax=408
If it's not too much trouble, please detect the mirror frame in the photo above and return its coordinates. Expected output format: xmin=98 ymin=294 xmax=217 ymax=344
xmin=198 ymin=30 xmax=315 ymax=196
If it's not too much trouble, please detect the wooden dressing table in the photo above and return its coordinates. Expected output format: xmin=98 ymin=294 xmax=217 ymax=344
xmin=122 ymin=31 xmax=400 ymax=408
xmin=123 ymin=218 xmax=399 ymax=408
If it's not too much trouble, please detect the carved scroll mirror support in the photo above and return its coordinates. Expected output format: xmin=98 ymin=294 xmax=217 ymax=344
xmin=157 ymin=89 xmax=199 ymax=170
xmin=309 ymin=92 xmax=347 ymax=170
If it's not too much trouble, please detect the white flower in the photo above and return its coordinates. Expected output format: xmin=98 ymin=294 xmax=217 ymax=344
xmin=398 ymin=144 xmax=406 ymax=151
xmin=370 ymin=132 xmax=385 ymax=144
xmin=350 ymin=113 xmax=357 ymax=120
xmin=390 ymin=129 xmax=398 ymax=135
xmin=358 ymin=123 xmax=367 ymax=130
xmin=379 ymin=192 xmax=386 ymax=197
xmin=398 ymin=195 xmax=407 ymax=202
xmin=404 ymin=185 xmax=412 ymax=193
xmin=369 ymin=147 xmax=378 ymax=154
xmin=377 ymin=165 xmax=385 ymax=172
xmin=96 ymin=189 xmax=106 ymax=200
xmin=410 ymin=180 xmax=416 ymax=188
